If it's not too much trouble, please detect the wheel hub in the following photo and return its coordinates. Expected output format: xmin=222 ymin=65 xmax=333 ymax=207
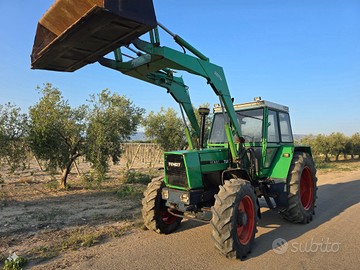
xmin=237 ymin=211 xmax=247 ymax=227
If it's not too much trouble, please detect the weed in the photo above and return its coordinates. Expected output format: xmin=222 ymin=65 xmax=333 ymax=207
xmin=113 ymin=186 xmax=144 ymax=199
xmin=2 ymin=199 xmax=8 ymax=207
xmin=82 ymin=171 xmax=95 ymax=183
xmin=316 ymin=160 xmax=360 ymax=172
xmin=28 ymin=208 xmax=66 ymax=222
xmin=30 ymin=171 xmax=34 ymax=176
xmin=3 ymin=253 xmax=27 ymax=270
xmin=81 ymin=235 xmax=99 ymax=247
xmin=45 ymin=179 xmax=59 ymax=189
xmin=85 ymin=182 xmax=92 ymax=189
xmin=29 ymin=227 xmax=101 ymax=261
xmin=66 ymin=227 xmax=100 ymax=248
xmin=93 ymin=212 xmax=99 ymax=220
xmin=111 ymin=231 xmax=123 ymax=237
xmin=121 ymin=170 xmax=151 ymax=185
xmin=31 ymin=245 xmax=58 ymax=261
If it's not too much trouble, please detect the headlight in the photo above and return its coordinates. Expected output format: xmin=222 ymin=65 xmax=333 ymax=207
xmin=162 ymin=189 xmax=169 ymax=199
xmin=180 ymin=193 xmax=189 ymax=204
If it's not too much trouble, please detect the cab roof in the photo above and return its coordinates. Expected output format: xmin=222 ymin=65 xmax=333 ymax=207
xmin=213 ymin=100 xmax=289 ymax=113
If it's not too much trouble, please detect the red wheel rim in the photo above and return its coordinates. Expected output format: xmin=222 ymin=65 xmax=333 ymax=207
xmin=237 ymin=195 xmax=255 ymax=245
xmin=300 ymin=167 xmax=314 ymax=210
xmin=160 ymin=210 xmax=178 ymax=225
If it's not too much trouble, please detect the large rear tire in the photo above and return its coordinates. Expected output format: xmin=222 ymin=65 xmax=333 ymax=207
xmin=210 ymin=179 xmax=258 ymax=260
xmin=281 ymin=152 xmax=318 ymax=223
xmin=142 ymin=176 xmax=182 ymax=234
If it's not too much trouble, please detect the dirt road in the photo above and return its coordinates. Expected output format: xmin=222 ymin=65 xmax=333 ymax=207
xmin=28 ymin=169 xmax=360 ymax=270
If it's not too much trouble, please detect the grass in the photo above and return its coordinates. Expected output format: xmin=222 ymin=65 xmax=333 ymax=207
xmin=315 ymin=158 xmax=360 ymax=172
xmin=28 ymin=208 xmax=68 ymax=222
xmin=120 ymin=170 xmax=153 ymax=184
xmin=113 ymin=185 xmax=145 ymax=199
xmin=112 ymin=170 xmax=160 ymax=199
xmin=2 ymin=199 xmax=8 ymax=208
xmin=28 ymin=225 xmax=134 ymax=261
xmin=45 ymin=179 xmax=59 ymax=189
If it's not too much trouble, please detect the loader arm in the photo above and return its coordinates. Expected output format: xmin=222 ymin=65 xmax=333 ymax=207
xmin=30 ymin=0 xmax=243 ymax=160
xmin=98 ymin=34 xmax=243 ymax=160
xmin=97 ymin=52 xmax=199 ymax=149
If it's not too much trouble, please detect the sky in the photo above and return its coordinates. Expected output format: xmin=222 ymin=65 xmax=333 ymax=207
xmin=0 ymin=0 xmax=359 ymax=136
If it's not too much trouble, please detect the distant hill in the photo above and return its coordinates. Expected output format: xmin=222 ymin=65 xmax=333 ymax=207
xmin=293 ymin=134 xmax=310 ymax=141
xmin=129 ymin=132 xmax=146 ymax=141
xmin=293 ymin=134 xmax=307 ymax=140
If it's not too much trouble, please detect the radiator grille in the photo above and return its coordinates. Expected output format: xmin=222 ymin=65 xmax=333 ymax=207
xmin=165 ymin=154 xmax=188 ymax=188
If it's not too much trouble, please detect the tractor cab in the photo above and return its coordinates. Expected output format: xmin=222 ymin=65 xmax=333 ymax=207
xmin=208 ymin=98 xmax=294 ymax=181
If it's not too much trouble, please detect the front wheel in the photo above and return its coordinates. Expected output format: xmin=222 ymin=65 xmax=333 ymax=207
xmin=210 ymin=179 xmax=258 ymax=260
xmin=280 ymin=152 xmax=318 ymax=223
xmin=142 ymin=176 xmax=182 ymax=234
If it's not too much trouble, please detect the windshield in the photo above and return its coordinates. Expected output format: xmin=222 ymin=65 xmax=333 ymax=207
xmin=208 ymin=109 xmax=264 ymax=144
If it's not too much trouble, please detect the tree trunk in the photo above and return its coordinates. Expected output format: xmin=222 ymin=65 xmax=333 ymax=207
xmin=60 ymin=160 xmax=73 ymax=189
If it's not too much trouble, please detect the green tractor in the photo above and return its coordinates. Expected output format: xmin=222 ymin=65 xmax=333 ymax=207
xmin=31 ymin=0 xmax=317 ymax=259
xmin=142 ymin=99 xmax=317 ymax=259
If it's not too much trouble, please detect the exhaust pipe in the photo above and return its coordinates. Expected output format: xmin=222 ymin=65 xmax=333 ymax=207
xmin=198 ymin=108 xmax=210 ymax=149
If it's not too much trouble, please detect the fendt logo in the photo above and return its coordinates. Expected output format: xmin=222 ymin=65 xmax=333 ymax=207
xmin=168 ymin=162 xmax=181 ymax=167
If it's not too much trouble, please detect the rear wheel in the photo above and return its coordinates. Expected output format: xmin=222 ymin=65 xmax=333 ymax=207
xmin=210 ymin=179 xmax=258 ymax=260
xmin=281 ymin=152 xmax=318 ymax=223
xmin=142 ymin=176 xmax=182 ymax=234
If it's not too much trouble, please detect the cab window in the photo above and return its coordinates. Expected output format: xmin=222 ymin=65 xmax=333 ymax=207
xmin=279 ymin=112 xmax=293 ymax=142
xmin=267 ymin=110 xmax=280 ymax=143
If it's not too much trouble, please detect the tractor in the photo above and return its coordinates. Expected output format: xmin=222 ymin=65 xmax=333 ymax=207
xmin=31 ymin=0 xmax=317 ymax=259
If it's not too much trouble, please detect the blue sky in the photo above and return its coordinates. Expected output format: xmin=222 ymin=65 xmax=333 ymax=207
xmin=0 ymin=0 xmax=359 ymax=136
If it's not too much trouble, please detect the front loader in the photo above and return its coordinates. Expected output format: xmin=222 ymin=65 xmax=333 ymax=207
xmin=31 ymin=0 xmax=317 ymax=259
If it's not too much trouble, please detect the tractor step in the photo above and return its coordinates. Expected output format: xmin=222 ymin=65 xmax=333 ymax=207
xmin=263 ymin=192 xmax=278 ymax=210
xmin=31 ymin=0 xmax=157 ymax=72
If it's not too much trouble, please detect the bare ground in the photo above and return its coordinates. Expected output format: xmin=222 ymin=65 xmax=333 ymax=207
xmin=1 ymin=157 xmax=360 ymax=269
xmin=0 ymin=158 xmax=161 ymax=268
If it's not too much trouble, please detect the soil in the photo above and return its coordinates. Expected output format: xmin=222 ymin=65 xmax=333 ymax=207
xmin=1 ymin=157 xmax=359 ymax=269
xmin=0 ymin=158 xmax=162 ymax=268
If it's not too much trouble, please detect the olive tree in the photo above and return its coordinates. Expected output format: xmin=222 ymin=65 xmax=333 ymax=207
xmin=314 ymin=134 xmax=331 ymax=161
xmin=328 ymin=132 xmax=347 ymax=161
xmin=84 ymin=90 xmax=144 ymax=180
xmin=142 ymin=103 xmax=213 ymax=151
xmin=349 ymin=132 xmax=360 ymax=159
xmin=0 ymin=103 xmax=28 ymax=174
xmin=142 ymin=106 xmax=187 ymax=151
xmin=28 ymin=83 xmax=144 ymax=188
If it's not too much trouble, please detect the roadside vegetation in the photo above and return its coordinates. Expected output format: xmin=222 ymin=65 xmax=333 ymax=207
xmin=295 ymin=133 xmax=360 ymax=162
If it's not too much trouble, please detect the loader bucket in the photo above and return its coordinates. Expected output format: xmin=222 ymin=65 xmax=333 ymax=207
xmin=31 ymin=0 xmax=157 ymax=72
